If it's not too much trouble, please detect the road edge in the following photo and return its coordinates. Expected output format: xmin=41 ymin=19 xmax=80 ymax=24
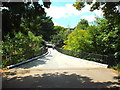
xmin=7 ymin=51 xmax=49 ymax=69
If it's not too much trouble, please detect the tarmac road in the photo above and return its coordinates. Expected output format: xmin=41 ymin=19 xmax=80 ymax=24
xmin=2 ymin=48 xmax=120 ymax=88
xmin=14 ymin=48 xmax=108 ymax=69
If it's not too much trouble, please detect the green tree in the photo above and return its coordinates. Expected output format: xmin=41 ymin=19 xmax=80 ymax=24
xmin=63 ymin=19 xmax=90 ymax=52
xmin=2 ymin=1 xmax=51 ymax=40
xmin=20 ymin=15 xmax=54 ymax=41
xmin=52 ymin=26 xmax=66 ymax=34
xmin=89 ymin=18 xmax=120 ymax=66
xmin=94 ymin=18 xmax=119 ymax=55
xmin=73 ymin=1 xmax=120 ymax=26
xmin=2 ymin=31 xmax=44 ymax=67
xmin=51 ymin=26 xmax=72 ymax=47
xmin=63 ymin=18 xmax=120 ymax=66
xmin=63 ymin=29 xmax=92 ymax=52
xmin=75 ymin=19 xmax=89 ymax=30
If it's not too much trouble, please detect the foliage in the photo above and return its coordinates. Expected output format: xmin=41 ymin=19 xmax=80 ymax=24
xmin=52 ymin=26 xmax=66 ymax=34
xmin=93 ymin=18 xmax=120 ymax=55
xmin=2 ymin=31 xmax=44 ymax=68
xmin=73 ymin=2 xmax=85 ymax=10
xmin=75 ymin=19 xmax=89 ymax=30
xmin=63 ymin=18 xmax=120 ymax=67
xmin=2 ymin=1 xmax=53 ymax=68
xmin=20 ymin=15 xmax=54 ymax=41
xmin=112 ymin=63 xmax=120 ymax=71
xmin=63 ymin=19 xmax=91 ymax=52
xmin=73 ymin=1 xmax=120 ymax=68
xmin=2 ymin=1 xmax=51 ymax=40
xmin=63 ymin=29 xmax=92 ymax=52
xmin=73 ymin=1 xmax=120 ymax=26
xmin=51 ymin=26 xmax=72 ymax=47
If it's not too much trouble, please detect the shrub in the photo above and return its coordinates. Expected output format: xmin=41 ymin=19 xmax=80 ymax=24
xmin=2 ymin=31 xmax=45 ymax=68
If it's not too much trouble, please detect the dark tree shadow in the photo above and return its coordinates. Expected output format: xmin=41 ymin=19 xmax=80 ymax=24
xmin=2 ymin=72 xmax=120 ymax=88
xmin=15 ymin=55 xmax=53 ymax=69
xmin=114 ymin=73 xmax=120 ymax=85
xmin=15 ymin=60 xmax=46 ymax=69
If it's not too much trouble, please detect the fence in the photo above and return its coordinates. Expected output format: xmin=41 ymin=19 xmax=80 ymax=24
xmin=2 ymin=47 xmax=48 ymax=68
xmin=55 ymin=47 xmax=117 ymax=67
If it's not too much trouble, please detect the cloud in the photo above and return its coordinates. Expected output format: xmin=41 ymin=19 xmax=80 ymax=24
xmin=81 ymin=15 xmax=96 ymax=22
xmin=45 ymin=3 xmax=103 ymax=27
xmin=45 ymin=4 xmax=81 ymax=19
xmin=93 ymin=10 xmax=103 ymax=17
xmin=45 ymin=4 xmax=103 ymax=19
xmin=53 ymin=22 xmax=66 ymax=27
xmin=53 ymin=22 xmax=59 ymax=26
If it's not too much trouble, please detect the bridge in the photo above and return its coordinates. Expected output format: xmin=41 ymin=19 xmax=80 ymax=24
xmin=2 ymin=48 xmax=120 ymax=88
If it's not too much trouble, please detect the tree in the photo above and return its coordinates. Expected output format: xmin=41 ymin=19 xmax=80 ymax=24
xmin=52 ymin=26 xmax=66 ymax=34
xmin=73 ymin=1 xmax=120 ymax=26
xmin=89 ymin=18 xmax=120 ymax=65
xmin=2 ymin=31 xmax=44 ymax=67
xmin=51 ymin=26 xmax=72 ymax=47
xmin=20 ymin=15 xmax=54 ymax=41
xmin=63 ymin=19 xmax=90 ymax=52
xmin=2 ymin=1 xmax=51 ymax=40
xmin=63 ymin=29 xmax=92 ymax=52
xmin=73 ymin=1 xmax=120 ymax=66
xmin=75 ymin=19 xmax=89 ymax=30
xmin=40 ymin=16 xmax=54 ymax=41
xmin=63 ymin=18 xmax=120 ymax=66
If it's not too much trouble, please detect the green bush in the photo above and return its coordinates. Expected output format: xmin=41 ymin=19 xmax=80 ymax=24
xmin=112 ymin=64 xmax=120 ymax=71
xmin=2 ymin=31 xmax=45 ymax=68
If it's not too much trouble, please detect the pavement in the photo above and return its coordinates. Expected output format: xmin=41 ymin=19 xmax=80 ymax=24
xmin=2 ymin=48 xmax=120 ymax=88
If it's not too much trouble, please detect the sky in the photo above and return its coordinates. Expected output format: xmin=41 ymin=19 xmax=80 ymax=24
xmin=39 ymin=1 xmax=103 ymax=28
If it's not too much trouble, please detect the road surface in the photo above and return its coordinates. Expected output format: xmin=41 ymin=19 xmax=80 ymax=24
xmin=2 ymin=48 xmax=120 ymax=88
xmin=14 ymin=48 xmax=108 ymax=69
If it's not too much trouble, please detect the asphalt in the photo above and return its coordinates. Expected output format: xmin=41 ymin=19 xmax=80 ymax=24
xmin=2 ymin=48 xmax=120 ymax=88
xmin=14 ymin=48 xmax=108 ymax=69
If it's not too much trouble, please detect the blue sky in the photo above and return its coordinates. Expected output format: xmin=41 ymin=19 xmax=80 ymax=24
xmin=40 ymin=1 xmax=103 ymax=28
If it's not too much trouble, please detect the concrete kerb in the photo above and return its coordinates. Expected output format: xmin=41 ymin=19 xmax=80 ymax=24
xmin=7 ymin=51 xmax=49 ymax=69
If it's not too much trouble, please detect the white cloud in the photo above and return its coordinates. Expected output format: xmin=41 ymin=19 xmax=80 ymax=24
xmin=93 ymin=10 xmax=103 ymax=17
xmin=53 ymin=22 xmax=66 ymax=27
xmin=45 ymin=4 xmax=103 ymax=19
xmin=81 ymin=15 xmax=96 ymax=22
xmin=45 ymin=4 xmax=81 ymax=19
xmin=45 ymin=3 xmax=103 ymax=27
xmin=53 ymin=22 xmax=59 ymax=26
xmin=45 ymin=4 xmax=93 ymax=19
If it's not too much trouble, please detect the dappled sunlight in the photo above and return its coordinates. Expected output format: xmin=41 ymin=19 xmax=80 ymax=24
xmin=2 ymin=1 xmax=120 ymax=89
xmin=2 ymin=71 xmax=119 ymax=88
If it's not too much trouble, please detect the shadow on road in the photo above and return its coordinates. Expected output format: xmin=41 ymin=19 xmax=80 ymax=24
xmin=16 ymin=56 xmax=52 ymax=69
xmin=2 ymin=72 xmax=119 ymax=88
xmin=114 ymin=74 xmax=120 ymax=84
xmin=16 ymin=50 xmax=56 ymax=69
